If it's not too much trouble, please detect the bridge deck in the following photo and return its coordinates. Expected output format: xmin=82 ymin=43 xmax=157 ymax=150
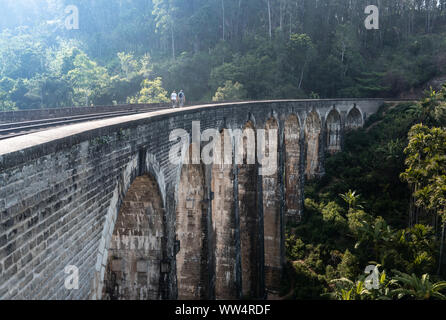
xmin=0 ymin=99 xmax=384 ymax=157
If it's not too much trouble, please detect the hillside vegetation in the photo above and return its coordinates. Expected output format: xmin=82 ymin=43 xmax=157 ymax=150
xmin=1 ymin=1 xmax=446 ymax=110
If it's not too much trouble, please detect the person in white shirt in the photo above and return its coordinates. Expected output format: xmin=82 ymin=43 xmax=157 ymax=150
xmin=171 ymin=91 xmax=177 ymax=108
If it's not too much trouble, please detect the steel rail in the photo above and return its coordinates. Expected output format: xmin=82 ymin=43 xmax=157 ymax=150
xmin=0 ymin=106 xmax=171 ymax=141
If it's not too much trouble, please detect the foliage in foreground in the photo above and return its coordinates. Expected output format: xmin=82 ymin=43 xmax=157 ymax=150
xmin=329 ymin=270 xmax=446 ymax=300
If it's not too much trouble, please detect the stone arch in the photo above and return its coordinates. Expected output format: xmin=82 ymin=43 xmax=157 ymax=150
xmin=284 ymin=114 xmax=302 ymax=223
xmin=102 ymin=173 xmax=165 ymax=300
xmin=346 ymin=105 xmax=363 ymax=130
xmin=262 ymin=117 xmax=281 ymax=293
xmin=238 ymin=121 xmax=261 ymax=298
xmin=175 ymin=143 xmax=206 ymax=300
xmin=326 ymin=108 xmax=342 ymax=154
xmin=92 ymin=154 xmax=139 ymax=300
xmin=304 ymin=110 xmax=322 ymax=179
xmin=145 ymin=152 xmax=167 ymax=206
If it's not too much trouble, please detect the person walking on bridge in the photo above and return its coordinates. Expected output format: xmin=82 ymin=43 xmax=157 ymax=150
xmin=178 ymin=90 xmax=186 ymax=107
xmin=171 ymin=90 xmax=178 ymax=108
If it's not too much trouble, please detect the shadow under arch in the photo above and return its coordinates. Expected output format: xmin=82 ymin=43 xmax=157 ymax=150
xmin=326 ymin=108 xmax=342 ymax=154
xmin=237 ymin=120 xmax=262 ymax=299
xmin=101 ymin=173 xmax=165 ymax=300
xmin=262 ymin=117 xmax=281 ymax=294
xmin=346 ymin=105 xmax=363 ymax=130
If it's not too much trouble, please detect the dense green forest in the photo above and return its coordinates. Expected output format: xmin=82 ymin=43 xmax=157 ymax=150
xmin=2 ymin=0 xmax=446 ymax=110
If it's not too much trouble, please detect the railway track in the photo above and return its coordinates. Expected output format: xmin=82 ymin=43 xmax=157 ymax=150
xmin=0 ymin=105 xmax=171 ymax=141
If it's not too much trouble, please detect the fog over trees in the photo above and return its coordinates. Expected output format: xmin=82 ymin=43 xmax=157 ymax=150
xmin=1 ymin=0 xmax=446 ymax=110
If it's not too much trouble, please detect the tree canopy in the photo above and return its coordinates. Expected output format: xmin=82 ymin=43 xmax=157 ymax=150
xmin=2 ymin=1 xmax=446 ymax=110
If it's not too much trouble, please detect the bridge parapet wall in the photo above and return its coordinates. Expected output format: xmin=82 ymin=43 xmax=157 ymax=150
xmin=0 ymin=103 xmax=167 ymax=123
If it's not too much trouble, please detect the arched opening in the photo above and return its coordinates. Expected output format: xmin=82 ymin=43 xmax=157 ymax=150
xmin=326 ymin=109 xmax=342 ymax=154
xmin=284 ymin=114 xmax=302 ymax=223
xmin=304 ymin=110 xmax=322 ymax=180
xmin=102 ymin=174 xmax=164 ymax=300
xmin=211 ymin=130 xmax=237 ymax=299
xmin=346 ymin=106 xmax=363 ymax=130
xmin=262 ymin=117 xmax=281 ymax=293
xmin=238 ymin=121 xmax=261 ymax=298
xmin=176 ymin=144 xmax=206 ymax=300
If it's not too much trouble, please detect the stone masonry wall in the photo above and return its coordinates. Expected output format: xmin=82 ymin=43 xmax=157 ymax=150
xmin=0 ymin=104 xmax=167 ymax=123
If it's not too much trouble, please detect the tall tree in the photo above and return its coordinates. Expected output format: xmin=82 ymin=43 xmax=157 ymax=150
xmin=401 ymin=123 xmax=446 ymax=274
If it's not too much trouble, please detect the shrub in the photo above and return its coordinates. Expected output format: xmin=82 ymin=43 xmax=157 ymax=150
xmin=212 ymin=80 xmax=246 ymax=102
xmin=337 ymin=249 xmax=360 ymax=279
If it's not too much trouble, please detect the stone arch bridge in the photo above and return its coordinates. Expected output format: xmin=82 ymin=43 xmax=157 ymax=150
xmin=0 ymin=99 xmax=382 ymax=300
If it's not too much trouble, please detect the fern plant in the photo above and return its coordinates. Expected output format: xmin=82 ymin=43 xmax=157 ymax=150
xmin=391 ymin=271 xmax=446 ymax=300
